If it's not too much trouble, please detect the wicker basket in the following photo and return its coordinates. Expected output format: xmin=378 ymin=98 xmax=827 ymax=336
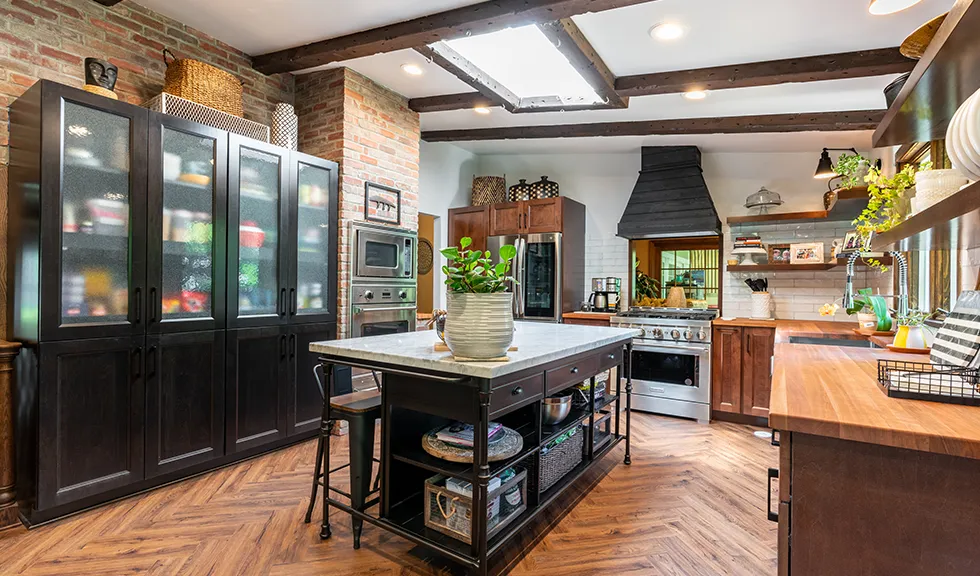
xmin=472 ymin=176 xmax=506 ymax=206
xmin=163 ymin=48 xmax=243 ymax=118
xmin=539 ymin=426 xmax=584 ymax=492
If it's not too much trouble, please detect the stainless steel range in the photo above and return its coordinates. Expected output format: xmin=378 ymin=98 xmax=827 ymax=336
xmin=610 ymin=307 xmax=718 ymax=423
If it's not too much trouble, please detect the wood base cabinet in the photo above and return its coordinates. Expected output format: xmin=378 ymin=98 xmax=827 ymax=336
xmin=774 ymin=432 xmax=980 ymax=575
xmin=226 ymin=327 xmax=289 ymax=454
xmin=710 ymin=324 xmax=775 ymax=421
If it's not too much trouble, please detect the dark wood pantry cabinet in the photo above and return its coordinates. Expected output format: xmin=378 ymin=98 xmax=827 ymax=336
xmin=7 ymin=81 xmax=340 ymax=524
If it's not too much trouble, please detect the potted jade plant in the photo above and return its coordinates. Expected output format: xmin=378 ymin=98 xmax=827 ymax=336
xmin=893 ymin=309 xmax=929 ymax=350
xmin=846 ymin=288 xmax=892 ymax=335
xmin=440 ymin=237 xmax=518 ymax=359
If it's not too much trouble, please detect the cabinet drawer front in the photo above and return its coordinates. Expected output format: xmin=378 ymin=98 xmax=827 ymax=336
xmin=546 ymin=355 xmax=599 ymax=395
xmin=597 ymin=347 xmax=623 ymax=371
xmin=490 ymin=373 xmax=543 ymax=417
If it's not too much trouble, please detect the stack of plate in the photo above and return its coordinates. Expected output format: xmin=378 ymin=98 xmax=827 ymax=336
xmin=946 ymin=87 xmax=980 ymax=183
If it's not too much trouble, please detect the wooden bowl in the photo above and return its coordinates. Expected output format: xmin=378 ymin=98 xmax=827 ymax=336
xmin=901 ymin=13 xmax=948 ymax=60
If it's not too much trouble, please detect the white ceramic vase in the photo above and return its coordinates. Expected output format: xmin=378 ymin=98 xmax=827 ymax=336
xmin=444 ymin=292 xmax=514 ymax=359
xmin=271 ymin=102 xmax=298 ymax=150
xmin=750 ymin=292 xmax=773 ymax=319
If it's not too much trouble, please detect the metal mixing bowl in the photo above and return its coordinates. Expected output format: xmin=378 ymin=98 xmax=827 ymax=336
xmin=541 ymin=394 xmax=572 ymax=425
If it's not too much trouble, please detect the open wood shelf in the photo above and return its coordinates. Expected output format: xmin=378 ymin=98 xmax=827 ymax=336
xmin=727 ymin=263 xmax=837 ymax=272
xmin=873 ymin=0 xmax=980 ymax=147
xmin=727 ymin=187 xmax=868 ymax=226
xmin=869 ymin=180 xmax=980 ymax=251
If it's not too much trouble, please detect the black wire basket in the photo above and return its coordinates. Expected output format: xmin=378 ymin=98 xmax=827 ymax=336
xmin=877 ymin=359 xmax=980 ymax=406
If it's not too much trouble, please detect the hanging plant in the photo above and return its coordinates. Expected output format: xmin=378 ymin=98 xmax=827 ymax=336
xmin=833 ymin=152 xmax=870 ymax=189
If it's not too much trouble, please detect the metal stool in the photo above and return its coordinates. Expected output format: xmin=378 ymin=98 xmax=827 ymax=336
xmin=304 ymin=364 xmax=382 ymax=549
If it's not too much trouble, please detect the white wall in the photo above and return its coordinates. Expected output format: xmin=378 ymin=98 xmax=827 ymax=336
xmin=419 ymin=141 xmax=479 ymax=309
xmin=469 ymin=148 xmax=891 ymax=320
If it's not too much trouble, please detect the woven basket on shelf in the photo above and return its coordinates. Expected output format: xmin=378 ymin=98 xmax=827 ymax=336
xmin=472 ymin=176 xmax=506 ymax=206
xmin=163 ymin=48 xmax=243 ymax=117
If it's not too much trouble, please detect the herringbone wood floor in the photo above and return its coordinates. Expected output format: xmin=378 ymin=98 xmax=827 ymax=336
xmin=0 ymin=414 xmax=777 ymax=575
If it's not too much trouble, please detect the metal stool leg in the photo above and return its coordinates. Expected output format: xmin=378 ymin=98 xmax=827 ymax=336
xmin=348 ymin=414 xmax=376 ymax=550
xmin=304 ymin=432 xmax=324 ymax=523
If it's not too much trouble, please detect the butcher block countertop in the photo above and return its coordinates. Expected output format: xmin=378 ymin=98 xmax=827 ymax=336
xmin=769 ymin=325 xmax=980 ymax=461
xmin=562 ymin=311 xmax=616 ymax=321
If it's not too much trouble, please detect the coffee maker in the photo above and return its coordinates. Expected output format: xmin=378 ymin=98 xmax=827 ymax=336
xmin=588 ymin=277 xmax=621 ymax=312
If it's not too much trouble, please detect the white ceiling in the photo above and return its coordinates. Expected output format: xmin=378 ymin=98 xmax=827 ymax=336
xmin=134 ymin=0 xmax=956 ymax=154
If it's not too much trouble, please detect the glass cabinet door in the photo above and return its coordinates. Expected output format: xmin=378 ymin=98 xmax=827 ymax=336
xmin=47 ymin=95 xmax=147 ymax=340
xmin=289 ymin=155 xmax=338 ymax=322
xmin=229 ymin=137 xmax=288 ymax=327
xmin=147 ymin=114 xmax=226 ymax=333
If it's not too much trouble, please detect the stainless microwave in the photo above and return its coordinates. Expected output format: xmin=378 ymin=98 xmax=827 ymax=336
xmin=351 ymin=222 xmax=416 ymax=282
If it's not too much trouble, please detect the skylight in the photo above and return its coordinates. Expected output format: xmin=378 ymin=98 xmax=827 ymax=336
xmin=444 ymin=25 xmax=602 ymax=105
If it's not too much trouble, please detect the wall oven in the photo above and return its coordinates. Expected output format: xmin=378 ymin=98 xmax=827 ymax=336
xmin=351 ymin=221 xmax=416 ymax=283
xmin=349 ymin=284 xmax=417 ymax=338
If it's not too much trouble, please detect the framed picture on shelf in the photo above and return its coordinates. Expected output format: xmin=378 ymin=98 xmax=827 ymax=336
xmin=841 ymin=231 xmax=870 ymax=252
xmin=768 ymin=243 xmax=791 ymax=264
xmin=790 ymin=242 xmax=825 ymax=264
xmin=364 ymin=181 xmax=401 ymax=225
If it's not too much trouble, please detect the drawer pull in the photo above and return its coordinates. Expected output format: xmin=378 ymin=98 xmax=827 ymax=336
xmin=511 ymin=386 xmax=523 ymax=396
xmin=571 ymin=367 xmax=579 ymax=374
xmin=767 ymin=467 xmax=779 ymax=523
xmin=608 ymin=353 xmax=615 ymax=359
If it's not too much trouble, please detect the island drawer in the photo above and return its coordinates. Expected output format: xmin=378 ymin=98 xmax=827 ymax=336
xmin=490 ymin=373 xmax=544 ymax=418
xmin=596 ymin=346 xmax=623 ymax=371
xmin=546 ymin=355 xmax=599 ymax=395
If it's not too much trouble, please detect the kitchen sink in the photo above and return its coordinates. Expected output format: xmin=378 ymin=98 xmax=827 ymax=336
xmin=787 ymin=336 xmax=876 ymax=348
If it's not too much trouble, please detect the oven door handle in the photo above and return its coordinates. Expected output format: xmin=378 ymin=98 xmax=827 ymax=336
xmin=632 ymin=344 xmax=710 ymax=355
xmin=353 ymin=306 xmax=416 ymax=314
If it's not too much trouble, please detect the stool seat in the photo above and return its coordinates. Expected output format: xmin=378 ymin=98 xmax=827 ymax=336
xmin=330 ymin=390 xmax=381 ymax=415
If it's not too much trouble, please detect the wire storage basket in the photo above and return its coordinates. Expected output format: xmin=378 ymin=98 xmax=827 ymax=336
xmin=877 ymin=359 xmax=980 ymax=406
xmin=144 ymin=93 xmax=270 ymax=143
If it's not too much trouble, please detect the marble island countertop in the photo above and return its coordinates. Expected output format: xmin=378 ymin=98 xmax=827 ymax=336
xmin=310 ymin=321 xmax=641 ymax=379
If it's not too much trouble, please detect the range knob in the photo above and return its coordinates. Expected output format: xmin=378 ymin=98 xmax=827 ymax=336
xmin=670 ymin=329 xmax=681 ymax=340
xmin=697 ymin=330 xmax=707 ymax=341
xmin=399 ymin=290 xmax=408 ymax=299
xmin=364 ymin=290 xmax=374 ymax=300
xmin=684 ymin=329 xmax=693 ymax=340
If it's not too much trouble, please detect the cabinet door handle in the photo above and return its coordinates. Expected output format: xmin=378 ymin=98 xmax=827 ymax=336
xmin=133 ymin=346 xmax=142 ymax=379
xmin=134 ymin=288 xmax=142 ymax=324
xmin=767 ymin=467 xmax=779 ymax=523
xmin=771 ymin=430 xmax=780 ymax=447
xmin=289 ymin=334 xmax=296 ymax=358
xmin=149 ymin=288 xmax=157 ymax=324
xmin=147 ymin=345 xmax=157 ymax=376
xmin=290 ymin=288 xmax=297 ymax=315
xmin=747 ymin=334 xmax=752 ymax=356
xmin=280 ymin=335 xmax=287 ymax=359
xmin=511 ymin=386 xmax=523 ymax=396
xmin=279 ymin=289 xmax=287 ymax=317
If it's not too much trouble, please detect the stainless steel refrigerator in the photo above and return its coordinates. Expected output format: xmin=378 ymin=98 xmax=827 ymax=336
xmin=488 ymin=232 xmax=581 ymax=322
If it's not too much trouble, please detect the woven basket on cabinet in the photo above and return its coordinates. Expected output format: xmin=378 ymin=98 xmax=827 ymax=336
xmin=472 ymin=176 xmax=506 ymax=206
xmin=163 ymin=48 xmax=244 ymax=118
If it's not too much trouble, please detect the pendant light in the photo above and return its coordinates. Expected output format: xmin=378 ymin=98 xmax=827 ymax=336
xmin=868 ymin=0 xmax=922 ymax=15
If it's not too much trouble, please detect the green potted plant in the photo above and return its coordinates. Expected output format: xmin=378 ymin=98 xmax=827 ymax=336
xmin=440 ymin=237 xmax=518 ymax=359
xmin=834 ymin=152 xmax=871 ymax=190
xmin=893 ymin=309 xmax=928 ymax=350
xmin=846 ymin=288 xmax=892 ymax=334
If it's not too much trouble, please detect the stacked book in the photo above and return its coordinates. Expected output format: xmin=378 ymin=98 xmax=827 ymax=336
xmin=435 ymin=421 xmax=504 ymax=448
xmin=734 ymin=236 xmax=763 ymax=250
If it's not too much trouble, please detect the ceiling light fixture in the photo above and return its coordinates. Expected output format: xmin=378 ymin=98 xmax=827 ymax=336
xmin=868 ymin=0 xmax=922 ymax=15
xmin=683 ymin=90 xmax=707 ymax=100
xmin=473 ymin=107 xmax=491 ymax=115
xmin=649 ymin=22 xmax=684 ymax=41
xmin=401 ymin=63 xmax=423 ymax=76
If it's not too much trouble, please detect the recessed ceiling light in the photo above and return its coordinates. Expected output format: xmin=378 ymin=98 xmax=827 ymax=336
xmin=683 ymin=90 xmax=708 ymax=100
xmin=401 ymin=63 xmax=423 ymax=76
xmin=649 ymin=22 xmax=684 ymax=41
xmin=473 ymin=107 xmax=491 ymax=115
xmin=868 ymin=0 xmax=922 ymax=15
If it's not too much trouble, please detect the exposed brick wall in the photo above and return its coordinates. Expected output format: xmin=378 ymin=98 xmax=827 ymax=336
xmin=296 ymin=67 xmax=421 ymax=337
xmin=0 ymin=0 xmax=294 ymax=166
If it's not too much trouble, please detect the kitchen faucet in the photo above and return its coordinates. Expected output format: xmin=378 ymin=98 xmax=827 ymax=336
xmin=842 ymin=251 xmax=909 ymax=318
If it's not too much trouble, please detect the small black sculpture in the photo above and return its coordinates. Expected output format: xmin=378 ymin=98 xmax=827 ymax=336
xmin=84 ymin=58 xmax=118 ymax=92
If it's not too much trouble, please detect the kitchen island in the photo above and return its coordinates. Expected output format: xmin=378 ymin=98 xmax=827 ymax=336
xmin=310 ymin=322 xmax=640 ymax=576
xmin=770 ymin=337 xmax=980 ymax=576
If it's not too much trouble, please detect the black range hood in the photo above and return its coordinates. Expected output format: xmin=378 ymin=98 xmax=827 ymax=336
xmin=617 ymin=146 xmax=720 ymax=239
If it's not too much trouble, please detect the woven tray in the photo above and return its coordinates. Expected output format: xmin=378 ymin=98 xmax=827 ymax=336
xmin=422 ymin=427 xmax=524 ymax=463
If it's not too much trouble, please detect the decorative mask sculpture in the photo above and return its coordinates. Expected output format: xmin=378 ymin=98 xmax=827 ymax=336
xmin=82 ymin=58 xmax=118 ymax=99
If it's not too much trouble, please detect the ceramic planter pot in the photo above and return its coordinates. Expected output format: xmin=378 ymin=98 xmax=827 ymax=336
xmin=893 ymin=325 xmax=927 ymax=349
xmin=444 ymin=292 xmax=514 ymax=359
xmin=856 ymin=313 xmax=879 ymax=335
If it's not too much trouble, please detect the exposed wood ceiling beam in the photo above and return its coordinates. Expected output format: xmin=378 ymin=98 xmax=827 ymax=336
xmin=409 ymin=92 xmax=496 ymax=113
xmin=252 ymin=0 xmax=654 ymax=74
xmin=420 ymin=110 xmax=885 ymax=141
xmin=414 ymin=43 xmax=521 ymax=111
xmin=615 ymin=48 xmax=915 ymax=97
xmin=538 ymin=18 xmax=627 ymax=108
